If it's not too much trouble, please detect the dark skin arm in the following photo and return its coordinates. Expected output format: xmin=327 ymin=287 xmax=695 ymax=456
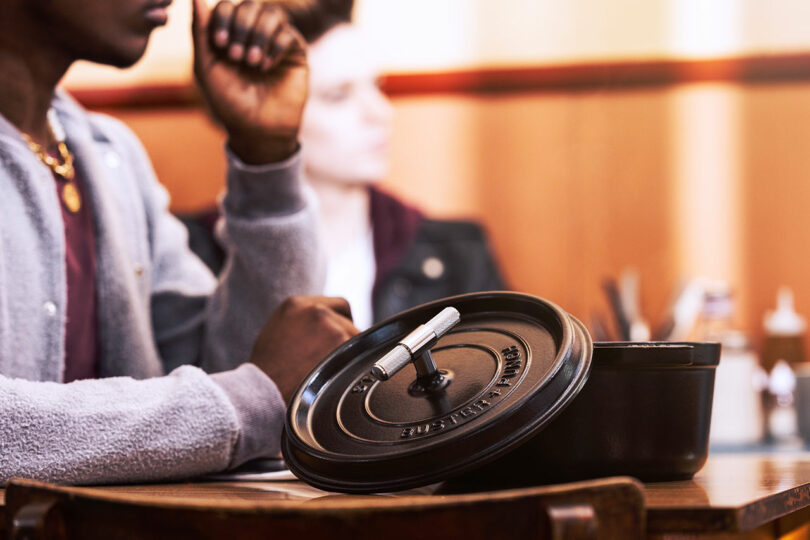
xmin=193 ymin=3 xmax=357 ymax=397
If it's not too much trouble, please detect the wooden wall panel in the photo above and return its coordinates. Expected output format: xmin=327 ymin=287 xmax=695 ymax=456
xmin=100 ymin=79 xmax=810 ymax=345
xmin=380 ymin=97 xmax=484 ymax=218
xmin=380 ymin=89 xmax=679 ymax=335
xmin=742 ymin=83 xmax=810 ymax=346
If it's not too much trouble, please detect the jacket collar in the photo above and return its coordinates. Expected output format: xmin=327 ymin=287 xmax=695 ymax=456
xmin=0 ymin=88 xmax=163 ymax=378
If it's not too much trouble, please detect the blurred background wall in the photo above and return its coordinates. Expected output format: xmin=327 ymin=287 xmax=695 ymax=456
xmin=63 ymin=0 xmax=810 ymax=345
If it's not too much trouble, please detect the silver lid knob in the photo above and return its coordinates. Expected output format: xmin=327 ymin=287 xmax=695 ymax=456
xmin=372 ymin=307 xmax=461 ymax=381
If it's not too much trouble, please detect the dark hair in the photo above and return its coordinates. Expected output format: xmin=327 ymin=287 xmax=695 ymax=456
xmin=284 ymin=0 xmax=354 ymax=44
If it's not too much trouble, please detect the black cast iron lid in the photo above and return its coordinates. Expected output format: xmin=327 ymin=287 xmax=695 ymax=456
xmin=281 ymin=292 xmax=593 ymax=493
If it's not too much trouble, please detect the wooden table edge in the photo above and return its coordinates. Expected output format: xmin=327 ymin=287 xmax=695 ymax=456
xmin=646 ymin=481 xmax=810 ymax=534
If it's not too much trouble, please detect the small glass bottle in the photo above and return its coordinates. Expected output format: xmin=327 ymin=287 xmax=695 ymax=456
xmin=765 ymin=359 xmax=798 ymax=444
xmin=762 ymin=287 xmax=807 ymax=371
xmin=759 ymin=288 xmax=805 ymax=445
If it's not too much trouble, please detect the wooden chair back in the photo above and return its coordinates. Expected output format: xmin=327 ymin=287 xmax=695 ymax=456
xmin=5 ymin=476 xmax=645 ymax=539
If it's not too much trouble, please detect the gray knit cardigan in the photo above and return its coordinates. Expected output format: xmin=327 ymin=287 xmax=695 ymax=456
xmin=0 ymin=91 xmax=321 ymax=485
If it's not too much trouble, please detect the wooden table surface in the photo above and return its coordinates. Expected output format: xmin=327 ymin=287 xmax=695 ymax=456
xmin=4 ymin=452 xmax=810 ymax=537
xmin=644 ymin=452 xmax=810 ymax=535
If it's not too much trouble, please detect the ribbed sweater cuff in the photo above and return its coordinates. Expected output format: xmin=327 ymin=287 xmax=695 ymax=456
xmin=211 ymin=363 xmax=286 ymax=467
xmin=223 ymin=146 xmax=304 ymax=218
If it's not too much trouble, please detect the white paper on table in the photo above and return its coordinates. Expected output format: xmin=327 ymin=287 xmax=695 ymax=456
xmin=205 ymin=469 xmax=298 ymax=482
xmin=203 ymin=457 xmax=298 ymax=482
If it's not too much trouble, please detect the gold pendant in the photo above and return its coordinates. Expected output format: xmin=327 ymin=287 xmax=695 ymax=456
xmin=62 ymin=182 xmax=82 ymax=213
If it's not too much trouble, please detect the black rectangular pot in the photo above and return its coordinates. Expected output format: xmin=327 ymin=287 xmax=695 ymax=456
xmin=453 ymin=341 xmax=720 ymax=488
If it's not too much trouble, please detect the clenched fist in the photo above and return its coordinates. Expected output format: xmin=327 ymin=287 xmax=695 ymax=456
xmin=192 ymin=0 xmax=308 ymax=164
xmin=251 ymin=296 xmax=360 ymax=402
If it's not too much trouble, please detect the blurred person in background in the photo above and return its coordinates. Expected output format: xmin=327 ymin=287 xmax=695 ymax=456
xmin=0 ymin=0 xmax=358 ymax=485
xmin=182 ymin=0 xmax=505 ymax=329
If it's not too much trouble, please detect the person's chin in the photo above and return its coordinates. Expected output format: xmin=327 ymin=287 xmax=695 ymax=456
xmin=356 ymin=176 xmax=384 ymax=186
xmin=352 ymin=155 xmax=389 ymax=182
xmin=89 ymin=39 xmax=150 ymax=69
xmin=313 ymin=173 xmax=383 ymax=188
xmin=111 ymin=49 xmax=149 ymax=69
xmin=346 ymin=164 xmax=388 ymax=186
xmin=338 ymin=175 xmax=383 ymax=186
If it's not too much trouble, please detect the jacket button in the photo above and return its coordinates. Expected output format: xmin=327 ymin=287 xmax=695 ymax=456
xmin=134 ymin=264 xmax=144 ymax=277
xmin=422 ymin=257 xmax=445 ymax=279
xmin=43 ymin=301 xmax=57 ymax=317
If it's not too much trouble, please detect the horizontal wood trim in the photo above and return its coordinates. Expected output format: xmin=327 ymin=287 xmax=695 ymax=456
xmin=71 ymin=51 xmax=810 ymax=108
xmin=72 ymin=84 xmax=201 ymax=109
xmin=383 ymin=52 xmax=810 ymax=95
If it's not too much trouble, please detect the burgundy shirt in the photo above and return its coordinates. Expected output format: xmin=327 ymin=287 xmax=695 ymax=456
xmin=50 ymin=157 xmax=99 ymax=382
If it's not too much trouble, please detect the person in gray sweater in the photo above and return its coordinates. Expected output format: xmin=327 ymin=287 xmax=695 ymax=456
xmin=0 ymin=0 xmax=358 ymax=485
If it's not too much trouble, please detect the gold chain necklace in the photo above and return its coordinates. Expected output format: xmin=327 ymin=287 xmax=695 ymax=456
xmin=21 ymin=110 xmax=81 ymax=213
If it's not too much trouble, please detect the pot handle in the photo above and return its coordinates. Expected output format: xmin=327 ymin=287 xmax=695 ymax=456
xmin=11 ymin=499 xmax=63 ymax=540
xmin=546 ymin=503 xmax=598 ymax=540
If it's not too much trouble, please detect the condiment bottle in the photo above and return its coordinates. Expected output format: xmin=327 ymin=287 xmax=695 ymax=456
xmin=708 ymin=330 xmax=766 ymax=447
xmin=762 ymin=287 xmax=807 ymax=372
xmin=696 ymin=284 xmax=766 ymax=447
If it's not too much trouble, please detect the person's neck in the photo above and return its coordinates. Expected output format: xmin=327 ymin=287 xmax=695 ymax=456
xmin=0 ymin=24 xmax=72 ymax=144
xmin=308 ymin=175 xmax=373 ymax=260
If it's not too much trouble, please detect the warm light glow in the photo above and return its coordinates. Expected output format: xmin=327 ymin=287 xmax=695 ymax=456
xmin=355 ymin=0 xmax=480 ymax=71
xmin=355 ymin=0 xmax=671 ymax=71
xmin=671 ymin=84 xmax=745 ymax=299
xmin=667 ymin=0 xmax=742 ymax=58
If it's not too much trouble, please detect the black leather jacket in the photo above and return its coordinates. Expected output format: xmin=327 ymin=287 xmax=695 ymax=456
xmin=372 ymin=217 xmax=505 ymax=322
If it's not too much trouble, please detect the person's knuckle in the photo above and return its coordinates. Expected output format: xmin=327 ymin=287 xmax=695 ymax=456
xmin=234 ymin=0 xmax=257 ymax=11
xmin=214 ymin=1 xmax=234 ymax=15
xmin=248 ymin=13 xmax=273 ymax=48
xmin=310 ymin=304 xmax=333 ymax=322
xmin=232 ymin=1 xmax=259 ymax=35
xmin=278 ymin=28 xmax=294 ymax=47
xmin=340 ymin=329 xmax=355 ymax=342
xmin=215 ymin=0 xmax=235 ymax=13
xmin=280 ymin=296 xmax=303 ymax=313
xmin=263 ymin=4 xmax=287 ymax=20
xmin=325 ymin=324 xmax=347 ymax=343
xmin=262 ymin=3 xmax=283 ymax=19
xmin=213 ymin=1 xmax=235 ymax=25
xmin=321 ymin=321 xmax=339 ymax=336
xmin=261 ymin=12 xmax=282 ymax=36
